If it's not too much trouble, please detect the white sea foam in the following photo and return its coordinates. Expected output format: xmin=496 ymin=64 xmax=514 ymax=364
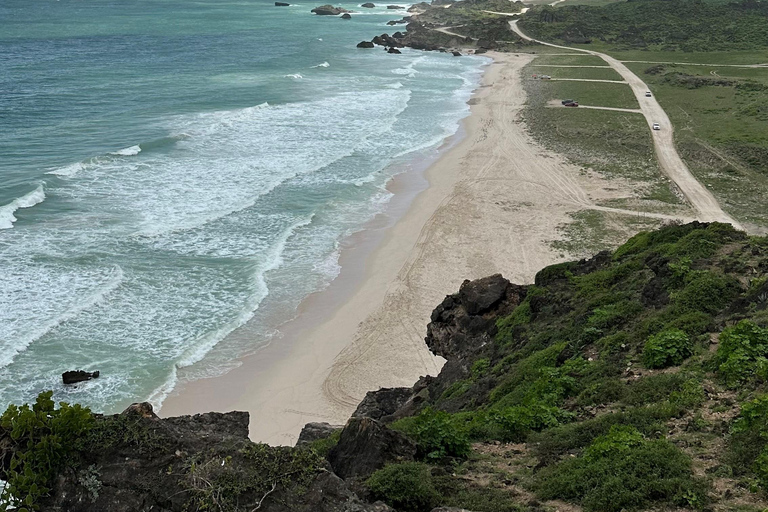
xmin=111 ymin=145 xmax=142 ymax=156
xmin=46 ymin=162 xmax=86 ymax=177
xmin=0 ymin=185 xmax=46 ymax=229
xmin=0 ymin=265 xmax=123 ymax=370
xmin=284 ymin=73 xmax=303 ymax=79
xmin=311 ymin=61 xmax=330 ymax=68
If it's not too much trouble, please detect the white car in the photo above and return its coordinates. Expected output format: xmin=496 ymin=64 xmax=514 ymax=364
xmin=652 ymin=123 xmax=661 ymax=130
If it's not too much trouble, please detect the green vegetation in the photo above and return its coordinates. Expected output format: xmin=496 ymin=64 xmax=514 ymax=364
xmin=366 ymin=462 xmax=441 ymax=512
xmin=519 ymin=0 xmax=768 ymax=52
xmin=628 ymin=61 xmax=768 ymax=227
xmin=536 ymin=425 xmax=706 ymax=511
xmin=534 ymin=66 xmax=624 ymax=81
xmin=642 ymin=328 xmax=693 ymax=368
xmin=0 ymin=391 xmax=93 ymax=512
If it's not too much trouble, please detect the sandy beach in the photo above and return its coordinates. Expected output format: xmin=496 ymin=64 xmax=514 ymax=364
xmin=160 ymin=52 xmax=665 ymax=445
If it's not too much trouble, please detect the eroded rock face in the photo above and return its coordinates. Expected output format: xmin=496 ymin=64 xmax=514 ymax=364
xmin=361 ymin=2 xmax=375 ymax=6
xmin=427 ymin=274 xmax=526 ymax=361
xmin=328 ymin=418 xmax=416 ymax=479
xmin=357 ymin=41 xmax=375 ymax=48
xmin=298 ymin=422 xmax=343 ymax=444
xmin=352 ymin=387 xmax=412 ymax=422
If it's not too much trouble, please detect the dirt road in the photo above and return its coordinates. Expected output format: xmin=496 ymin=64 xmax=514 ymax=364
xmin=509 ymin=19 xmax=741 ymax=229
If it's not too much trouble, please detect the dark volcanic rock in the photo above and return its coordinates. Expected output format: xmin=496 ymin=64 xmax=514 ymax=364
xmin=122 ymin=402 xmax=158 ymax=419
xmin=427 ymin=274 xmax=526 ymax=360
xmin=387 ymin=4 xmax=404 ymax=8
xmin=407 ymin=1 xmax=430 ymax=11
xmin=387 ymin=47 xmax=402 ymax=53
xmin=62 ymin=370 xmax=99 ymax=385
xmin=302 ymin=472 xmax=395 ymax=511
xmin=386 ymin=19 xmax=407 ymax=25
xmin=353 ymin=387 xmax=412 ymax=421
xmin=311 ymin=4 xmax=350 ymax=14
xmin=298 ymin=422 xmax=343 ymax=444
xmin=357 ymin=40 xmax=375 ymax=48
xmin=329 ymin=417 xmax=416 ymax=479
xmin=452 ymin=50 xmax=462 ymax=56
xmin=372 ymin=33 xmax=404 ymax=47
xmin=275 ymin=2 xmax=290 ymax=5
xmin=476 ymin=38 xmax=496 ymax=49
xmin=361 ymin=2 xmax=376 ymax=6
xmin=392 ymin=31 xmax=405 ymax=39
xmin=341 ymin=12 xmax=352 ymax=18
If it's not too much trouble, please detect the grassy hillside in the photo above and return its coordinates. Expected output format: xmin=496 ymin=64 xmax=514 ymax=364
xmin=518 ymin=0 xmax=768 ymax=51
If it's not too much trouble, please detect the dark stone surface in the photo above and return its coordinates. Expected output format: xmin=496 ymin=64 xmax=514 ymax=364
xmin=386 ymin=4 xmax=404 ymax=8
xmin=62 ymin=370 xmax=99 ymax=385
xmin=361 ymin=2 xmax=376 ymax=6
xmin=387 ymin=47 xmax=402 ymax=53
xmin=341 ymin=12 xmax=352 ymax=18
xmin=452 ymin=50 xmax=462 ymax=56
xmin=311 ymin=4 xmax=350 ymax=14
xmin=275 ymin=2 xmax=290 ymax=5
xmin=357 ymin=41 xmax=375 ymax=48
xmin=328 ymin=417 xmax=416 ymax=479
xmin=352 ymin=387 xmax=412 ymax=421
xmin=298 ymin=422 xmax=343 ymax=444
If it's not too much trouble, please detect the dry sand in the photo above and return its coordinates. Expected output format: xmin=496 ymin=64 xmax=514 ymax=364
xmin=160 ymin=52 xmax=685 ymax=445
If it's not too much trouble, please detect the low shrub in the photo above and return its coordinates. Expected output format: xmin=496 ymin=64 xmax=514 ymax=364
xmin=399 ymin=408 xmax=471 ymax=460
xmin=728 ymin=395 xmax=768 ymax=487
xmin=536 ymin=425 xmax=706 ymax=511
xmin=714 ymin=320 xmax=768 ymax=386
xmin=642 ymin=328 xmax=693 ymax=368
xmin=366 ymin=462 xmax=440 ymax=512
xmin=0 ymin=391 xmax=94 ymax=511
xmin=672 ymin=271 xmax=740 ymax=315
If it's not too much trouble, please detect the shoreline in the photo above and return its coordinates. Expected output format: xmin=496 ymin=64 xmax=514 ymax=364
xmin=161 ymin=51 xmax=645 ymax=444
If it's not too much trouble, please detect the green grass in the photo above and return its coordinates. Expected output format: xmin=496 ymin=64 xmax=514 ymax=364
xmin=623 ymin=60 xmax=768 ymax=228
xmin=607 ymin=49 xmax=768 ymax=65
xmin=552 ymin=210 xmax=663 ymax=258
xmin=534 ymin=54 xmax=608 ymax=66
xmin=537 ymin=66 xmax=624 ymax=81
xmin=535 ymin=78 xmax=638 ymax=108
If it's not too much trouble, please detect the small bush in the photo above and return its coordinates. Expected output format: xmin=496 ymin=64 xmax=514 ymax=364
xmin=642 ymin=328 xmax=693 ymax=368
xmin=489 ymin=402 xmax=572 ymax=442
xmin=0 ymin=391 xmax=94 ymax=511
xmin=307 ymin=429 xmax=341 ymax=457
xmin=728 ymin=395 xmax=768 ymax=486
xmin=536 ymin=426 xmax=706 ymax=511
xmin=714 ymin=320 xmax=768 ymax=386
xmin=672 ymin=271 xmax=740 ymax=314
xmin=366 ymin=462 xmax=440 ymax=512
xmin=402 ymin=408 xmax=471 ymax=460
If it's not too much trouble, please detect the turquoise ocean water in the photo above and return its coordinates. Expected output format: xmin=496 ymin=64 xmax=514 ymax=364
xmin=0 ymin=0 xmax=487 ymax=413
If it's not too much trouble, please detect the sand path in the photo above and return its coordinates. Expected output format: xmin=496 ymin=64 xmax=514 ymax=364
xmin=510 ymin=19 xmax=742 ymax=229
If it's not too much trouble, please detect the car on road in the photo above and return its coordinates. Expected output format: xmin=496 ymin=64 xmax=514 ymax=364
xmin=645 ymin=91 xmax=652 ymax=97
xmin=561 ymin=99 xmax=575 ymax=105
xmin=564 ymin=101 xmax=579 ymax=107
xmin=652 ymin=122 xmax=660 ymax=130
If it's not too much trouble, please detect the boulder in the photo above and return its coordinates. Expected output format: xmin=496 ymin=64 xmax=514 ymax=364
xmin=122 ymin=402 xmax=158 ymax=419
xmin=387 ymin=47 xmax=402 ymax=54
xmin=372 ymin=33 xmax=403 ymax=47
xmin=353 ymin=387 xmax=413 ymax=421
xmin=275 ymin=2 xmax=290 ymax=5
xmin=357 ymin=40 xmax=375 ymax=48
xmin=458 ymin=273 xmax=509 ymax=315
xmin=311 ymin=4 xmax=350 ymax=15
xmin=386 ymin=19 xmax=407 ymax=25
xmin=62 ymin=370 xmax=99 ymax=385
xmin=341 ymin=12 xmax=352 ymax=18
xmin=407 ymin=1 xmax=431 ymax=11
xmin=452 ymin=50 xmax=462 ymax=56
xmin=392 ymin=31 xmax=405 ymax=38
xmin=297 ymin=422 xmax=343 ymax=444
xmin=361 ymin=2 xmax=376 ymax=6
xmin=387 ymin=4 xmax=404 ymax=8
xmin=328 ymin=417 xmax=416 ymax=479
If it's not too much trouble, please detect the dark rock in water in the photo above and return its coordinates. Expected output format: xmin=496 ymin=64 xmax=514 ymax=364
xmin=62 ymin=370 xmax=99 ymax=385
xmin=311 ymin=4 xmax=350 ymax=15
xmin=392 ymin=31 xmax=405 ymax=38
xmin=275 ymin=2 xmax=290 ymax=5
xmin=452 ymin=50 xmax=462 ymax=56
xmin=361 ymin=2 xmax=376 ymax=6
xmin=353 ymin=387 xmax=412 ymax=421
xmin=341 ymin=12 xmax=352 ymax=18
xmin=386 ymin=18 xmax=407 ymax=25
xmin=372 ymin=33 xmax=403 ymax=47
xmin=475 ymin=48 xmax=487 ymax=54
xmin=357 ymin=40 xmax=375 ymax=48
xmin=297 ymin=422 xmax=342 ymax=444
xmin=329 ymin=417 xmax=416 ymax=479
xmin=387 ymin=47 xmax=402 ymax=54
xmin=387 ymin=4 xmax=404 ymax=8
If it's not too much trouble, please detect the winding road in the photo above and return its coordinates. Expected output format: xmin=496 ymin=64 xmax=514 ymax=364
xmin=509 ymin=19 xmax=742 ymax=229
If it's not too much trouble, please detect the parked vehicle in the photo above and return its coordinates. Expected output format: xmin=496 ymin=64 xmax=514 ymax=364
xmin=645 ymin=91 xmax=652 ymax=97
xmin=561 ymin=99 xmax=575 ymax=105
xmin=652 ymin=122 xmax=660 ymax=130
xmin=564 ymin=101 xmax=579 ymax=107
